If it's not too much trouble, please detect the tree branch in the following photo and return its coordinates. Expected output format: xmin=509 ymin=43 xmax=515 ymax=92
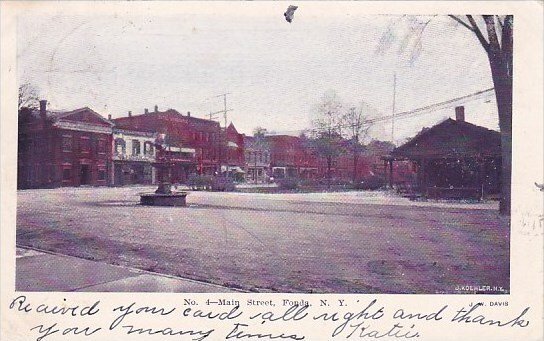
xmin=496 ymin=15 xmax=505 ymax=30
xmin=466 ymin=15 xmax=491 ymax=52
xmin=448 ymin=15 xmax=474 ymax=31
xmin=483 ymin=15 xmax=501 ymax=50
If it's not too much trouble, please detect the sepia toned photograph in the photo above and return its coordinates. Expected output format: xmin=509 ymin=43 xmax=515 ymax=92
xmin=15 ymin=7 xmax=512 ymax=295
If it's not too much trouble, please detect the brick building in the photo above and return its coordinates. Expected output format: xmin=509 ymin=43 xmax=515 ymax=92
xmin=17 ymin=100 xmax=113 ymax=189
xmin=112 ymin=106 xmax=221 ymax=183
xmin=267 ymin=135 xmax=319 ymax=179
xmin=222 ymin=123 xmax=245 ymax=179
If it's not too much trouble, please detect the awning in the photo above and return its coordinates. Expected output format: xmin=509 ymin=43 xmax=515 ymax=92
xmin=221 ymin=166 xmax=245 ymax=173
xmin=167 ymin=146 xmax=196 ymax=153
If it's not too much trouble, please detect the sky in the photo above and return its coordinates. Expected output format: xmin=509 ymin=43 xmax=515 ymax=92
xmin=17 ymin=3 xmax=499 ymax=143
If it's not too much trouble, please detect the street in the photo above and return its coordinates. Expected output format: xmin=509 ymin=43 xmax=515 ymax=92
xmin=16 ymin=187 xmax=510 ymax=293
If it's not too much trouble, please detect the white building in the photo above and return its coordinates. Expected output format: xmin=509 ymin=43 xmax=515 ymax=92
xmin=111 ymin=128 xmax=158 ymax=186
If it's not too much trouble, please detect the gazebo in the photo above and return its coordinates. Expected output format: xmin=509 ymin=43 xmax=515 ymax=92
xmin=385 ymin=106 xmax=502 ymax=201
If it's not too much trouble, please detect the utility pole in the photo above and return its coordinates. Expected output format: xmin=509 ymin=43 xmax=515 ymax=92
xmin=222 ymin=93 xmax=228 ymax=129
xmin=207 ymin=93 xmax=232 ymax=176
xmin=206 ymin=93 xmax=232 ymax=127
xmin=391 ymin=72 xmax=397 ymax=145
xmin=221 ymin=93 xmax=229 ymax=177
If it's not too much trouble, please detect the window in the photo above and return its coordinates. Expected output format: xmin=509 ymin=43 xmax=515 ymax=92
xmin=80 ymin=136 xmax=91 ymax=153
xmin=132 ymin=140 xmax=141 ymax=155
xmin=144 ymin=141 xmax=154 ymax=155
xmin=62 ymin=135 xmax=72 ymax=152
xmin=97 ymin=139 xmax=106 ymax=154
xmin=115 ymin=139 xmax=126 ymax=154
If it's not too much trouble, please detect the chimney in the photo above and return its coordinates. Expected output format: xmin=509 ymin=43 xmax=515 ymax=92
xmin=108 ymin=114 xmax=112 ymax=120
xmin=154 ymin=105 xmax=158 ymax=113
xmin=455 ymin=106 xmax=465 ymax=122
xmin=144 ymin=108 xmax=149 ymax=114
xmin=39 ymin=100 xmax=47 ymax=120
xmin=187 ymin=111 xmax=191 ymax=117
xmin=128 ymin=110 xmax=132 ymax=117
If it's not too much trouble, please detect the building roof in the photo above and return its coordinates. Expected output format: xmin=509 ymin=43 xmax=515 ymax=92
xmin=265 ymin=135 xmax=301 ymax=143
xmin=113 ymin=108 xmax=219 ymax=126
xmin=391 ymin=118 xmax=501 ymax=159
xmin=29 ymin=107 xmax=113 ymax=127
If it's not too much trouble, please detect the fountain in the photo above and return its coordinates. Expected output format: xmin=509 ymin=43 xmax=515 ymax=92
xmin=140 ymin=134 xmax=188 ymax=206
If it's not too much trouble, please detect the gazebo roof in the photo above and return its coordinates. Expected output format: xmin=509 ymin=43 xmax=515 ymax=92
xmin=391 ymin=118 xmax=501 ymax=159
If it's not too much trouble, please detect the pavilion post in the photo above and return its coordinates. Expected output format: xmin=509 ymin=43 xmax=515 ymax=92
xmin=389 ymin=159 xmax=394 ymax=189
xmin=479 ymin=158 xmax=486 ymax=201
xmin=420 ymin=159 xmax=427 ymax=197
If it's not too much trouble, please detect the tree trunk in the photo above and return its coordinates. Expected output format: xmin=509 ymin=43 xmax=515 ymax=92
xmin=352 ymin=152 xmax=358 ymax=184
xmin=489 ymin=56 xmax=512 ymax=215
xmin=327 ymin=156 xmax=332 ymax=189
xmin=481 ymin=15 xmax=512 ymax=216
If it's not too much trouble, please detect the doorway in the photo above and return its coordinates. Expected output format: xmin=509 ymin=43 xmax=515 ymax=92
xmin=80 ymin=164 xmax=91 ymax=185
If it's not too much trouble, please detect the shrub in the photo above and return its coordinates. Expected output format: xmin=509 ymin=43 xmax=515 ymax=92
xmin=211 ymin=177 xmax=236 ymax=192
xmin=355 ymin=175 xmax=386 ymax=190
xmin=187 ymin=174 xmax=213 ymax=190
xmin=277 ymin=177 xmax=299 ymax=190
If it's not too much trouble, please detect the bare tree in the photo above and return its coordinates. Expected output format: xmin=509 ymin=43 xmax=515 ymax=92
xmin=310 ymin=90 xmax=345 ymax=188
xmin=342 ymin=103 xmax=373 ymax=183
xmin=252 ymin=126 xmax=268 ymax=137
xmin=18 ymin=83 xmax=40 ymax=110
xmin=378 ymin=15 xmax=513 ymax=215
xmin=451 ymin=15 xmax=512 ymax=215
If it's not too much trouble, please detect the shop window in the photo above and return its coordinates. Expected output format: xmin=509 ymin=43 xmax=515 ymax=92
xmin=132 ymin=140 xmax=141 ymax=155
xmin=98 ymin=168 xmax=106 ymax=181
xmin=62 ymin=167 xmax=71 ymax=181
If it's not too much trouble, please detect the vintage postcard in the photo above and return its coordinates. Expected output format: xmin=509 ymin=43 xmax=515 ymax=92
xmin=1 ymin=1 xmax=543 ymax=340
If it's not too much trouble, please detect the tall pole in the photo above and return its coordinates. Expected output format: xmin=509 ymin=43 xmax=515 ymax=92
xmin=207 ymin=92 xmax=232 ymax=176
xmin=391 ymin=72 xmax=397 ymax=145
xmin=222 ymin=93 xmax=228 ymax=177
xmin=223 ymin=93 xmax=228 ymax=129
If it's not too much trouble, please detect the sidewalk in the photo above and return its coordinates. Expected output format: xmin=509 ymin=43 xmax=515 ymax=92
xmin=16 ymin=247 xmax=243 ymax=293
